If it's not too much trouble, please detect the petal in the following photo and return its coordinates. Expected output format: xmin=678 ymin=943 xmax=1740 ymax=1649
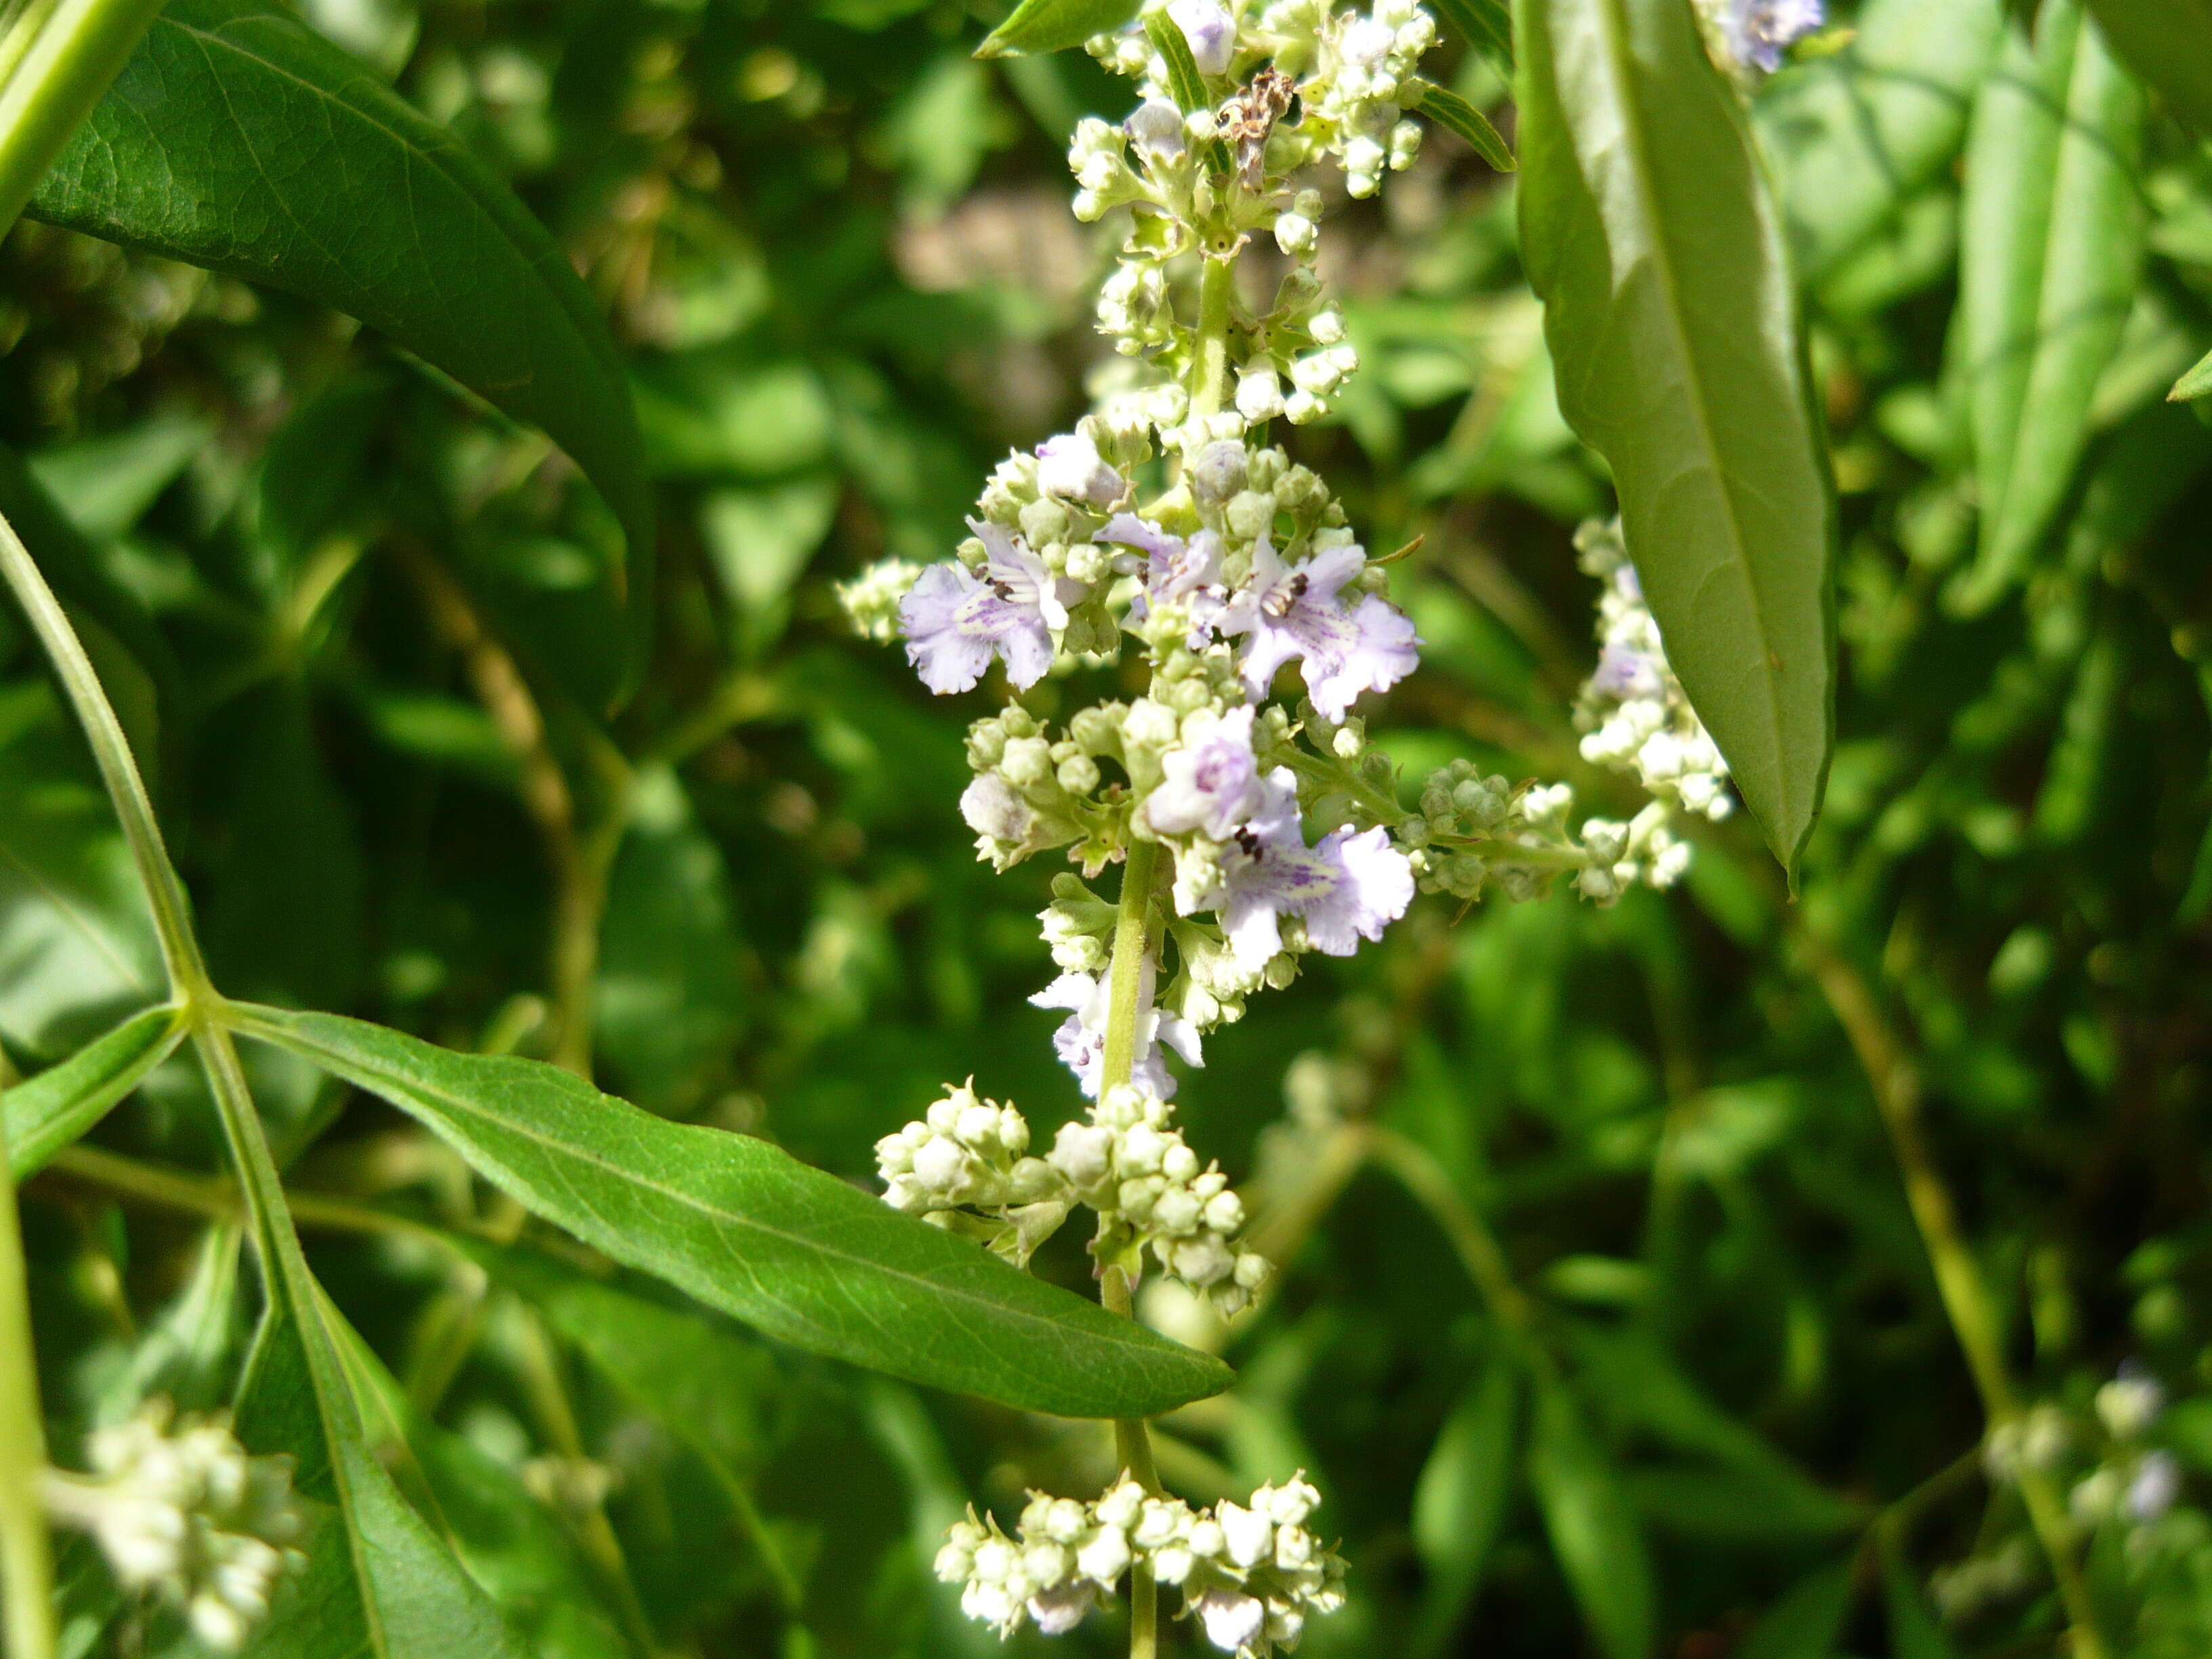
xmin=1096 ymin=512 xmax=1184 ymax=562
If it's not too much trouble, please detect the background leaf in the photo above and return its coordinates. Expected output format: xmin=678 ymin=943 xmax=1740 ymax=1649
xmin=3 ymin=1003 xmax=180 ymax=1179
xmin=2083 ymin=0 xmax=2212 ymax=135
xmin=1954 ymin=0 xmax=2146 ymax=612
xmin=1410 ymin=1351 xmax=1520 ymax=1654
xmin=230 ymin=1004 xmax=1235 ymax=1418
xmin=1736 ymin=1557 xmax=1856 ymax=1659
xmin=26 ymin=0 xmax=655 ymax=695
xmin=1525 ymin=1371 xmax=1656 ymax=1659
xmin=1515 ymin=0 xmax=1837 ymax=876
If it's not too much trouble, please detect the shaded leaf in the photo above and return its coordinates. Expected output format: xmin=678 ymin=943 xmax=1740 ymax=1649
xmin=1737 ymin=1557 xmax=1856 ymax=1659
xmin=228 ymin=1004 xmax=1235 ymax=1418
xmin=1407 ymin=77 xmax=1517 ymax=171
xmin=1431 ymin=0 xmax=1514 ymax=66
xmin=1954 ymin=0 xmax=2145 ymax=611
xmin=2083 ymin=0 xmax=2212 ymax=135
xmin=1411 ymin=1353 xmax=1520 ymax=1654
xmin=1879 ymin=1542 xmax=1959 ymax=1659
xmin=1515 ymin=0 xmax=1836 ymax=877
xmin=977 ymin=0 xmax=1141 ymax=58
xmin=4 ymin=1003 xmax=182 ymax=1180
xmin=0 ymin=440 xmax=176 ymax=695
xmin=28 ymin=0 xmax=654 ymax=693
xmin=1754 ymin=0 xmax=2003 ymax=283
xmin=1525 ymin=1372 xmax=1656 ymax=1659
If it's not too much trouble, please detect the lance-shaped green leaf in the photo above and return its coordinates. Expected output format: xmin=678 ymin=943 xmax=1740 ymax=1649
xmin=1737 ymin=1557 xmax=1856 ymax=1659
xmin=1953 ymin=0 xmax=2144 ymax=613
xmin=2084 ymin=0 xmax=2212 ymax=136
xmin=26 ymin=0 xmax=654 ymax=694
xmin=1753 ymin=0 xmax=2002 ymax=283
xmin=3 ymin=1002 xmax=182 ymax=1179
xmin=1406 ymin=77 xmax=1517 ymax=171
xmin=978 ymin=0 xmax=1142 ymax=58
xmin=1515 ymin=0 xmax=1837 ymax=878
xmin=1410 ymin=1355 xmax=1520 ymax=1656
xmin=2172 ymin=346 xmax=2212 ymax=404
xmin=1525 ymin=1373 xmax=1655 ymax=1659
xmin=226 ymin=1004 xmax=1235 ymax=1419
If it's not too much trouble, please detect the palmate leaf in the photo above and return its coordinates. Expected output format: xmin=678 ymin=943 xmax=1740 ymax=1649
xmin=227 ymin=1004 xmax=1235 ymax=1418
xmin=25 ymin=0 xmax=655 ymax=696
xmin=1952 ymin=0 xmax=2145 ymax=613
xmin=1514 ymin=0 xmax=1836 ymax=880
xmin=3 ymin=1002 xmax=182 ymax=1179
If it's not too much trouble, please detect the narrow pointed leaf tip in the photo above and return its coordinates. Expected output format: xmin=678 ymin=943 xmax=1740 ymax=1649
xmin=228 ymin=1005 xmax=1234 ymax=1419
xmin=2171 ymin=346 xmax=2212 ymax=404
xmin=979 ymin=0 xmax=1145 ymax=57
xmin=1513 ymin=0 xmax=1837 ymax=880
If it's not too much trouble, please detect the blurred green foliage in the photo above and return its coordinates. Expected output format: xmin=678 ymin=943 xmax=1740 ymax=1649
xmin=3 ymin=0 xmax=2212 ymax=1654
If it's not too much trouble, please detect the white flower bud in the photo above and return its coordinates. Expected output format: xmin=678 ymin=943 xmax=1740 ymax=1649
xmin=1273 ymin=211 xmax=1318 ymax=257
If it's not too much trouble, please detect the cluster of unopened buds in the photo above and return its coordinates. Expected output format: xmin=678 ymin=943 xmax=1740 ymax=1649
xmin=877 ymin=1080 xmax=1269 ymax=1314
xmin=41 ymin=1399 xmax=304 ymax=1650
xmin=936 ymin=1473 xmax=1345 ymax=1656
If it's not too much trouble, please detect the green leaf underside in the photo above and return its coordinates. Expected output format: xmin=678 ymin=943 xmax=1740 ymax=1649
xmin=1430 ymin=0 xmax=1514 ymax=66
xmin=3 ymin=1003 xmax=182 ymax=1179
xmin=1515 ymin=0 xmax=1837 ymax=880
xmin=26 ymin=0 xmax=654 ymax=692
xmin=979 ymin=0 xmax=1142 ymax=58
xmin=2084 ymin=0 xmax=2212 ymax=136
xmin=2175 ymin=346 xmax=2212 ymax=403
xmin=1408 ymin=79 xmax=1517 ymax=171
xmin=1753 ymin=0 xmax=2003 ymax=285
xmin=228 ymin=1005 xmax=1234 ymax=1418
xmin=1954 ymin=0 xmax=2144 ymax=613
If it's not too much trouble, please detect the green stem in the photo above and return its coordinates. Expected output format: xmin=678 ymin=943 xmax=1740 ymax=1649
xmin=0 ymin=1090 xmax=56 ymax=1659
xmin=1190 ymin=255 xmax=1236 ymax=421
xmin=0 ymin=0 xmax=166 ymax=235
xmin=1797 ymin=924 xmax=2106 ymax=1659
xmin=1097 ymin=838 xmax=1163 ymax=1658
xmin=0 ymin=510 xmax=207 ymax=1000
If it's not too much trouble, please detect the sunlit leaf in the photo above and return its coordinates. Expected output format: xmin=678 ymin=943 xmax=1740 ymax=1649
xmin=1515 ymin=0 xmax=1837 ymax=878
xmin=1406 ymin=77 xmax=1517 ymax=171
xmin=2171 ymin=346 xmax=2212 ymax=404
xmin=228 ymin=1004 xmax=1236 ymax=1418
xmin=1952 ymin=0 xmax=2146 ymax=612
xmin=4 ymin=1003 xmax=182 ymax=1179
xmin=977 ymin=0 xmax=1141 ymax=58
xmin=28 ymin=0 xmax=654 ymax=695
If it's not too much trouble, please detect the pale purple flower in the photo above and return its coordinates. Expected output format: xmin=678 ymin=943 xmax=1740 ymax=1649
xmin=1216 ymin=535 xmax=1418 ymax=720
xmin=1201 ymin=770 xmax=1414 ymax=968
xmin=1027 ymin=1580 xmax=1097 ymax=1635
xmin=1143 ymin=705 xmax=1264 ymax=839
xmin=1036 ymin=431 xmax=1124 ymax=508
xmin=1127 ymin=98 xmax=1185 ymax=163
xmin=899 ymin=520 xmax=1066 ymax=694
xmin=1098 ymin=513 xmax=1227 ymax=634
xmin=2130 ymin=1452 xmax=2182 ymax=1525
xmin=1192 ymin=1586 xmax=1267 ymax=1652
xmin=1727 ymin=0 xmax=1822 ymax=71
xmin=1169 ymin=0 xmax=1236 ymax=75
xmin=1031 ymin=954 xmax=1202 ymax=1099
xmin=1590 ymin=642 xmax=1664 ymax=700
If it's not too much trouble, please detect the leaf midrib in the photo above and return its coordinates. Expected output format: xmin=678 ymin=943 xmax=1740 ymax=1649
xmin=1587 ymin=0 xmax=1798 ymax=829
xmin=231 ymin=1007 xmax=1204 ymax=1394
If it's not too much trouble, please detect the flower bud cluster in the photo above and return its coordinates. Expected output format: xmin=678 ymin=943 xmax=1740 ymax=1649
xmin=834 ymin=557 xmax=922 ymax=642
xmin=874 ymin=1080 xmax=1073 ymax=1266
xmin=962 ymin=702 xmax=1130 ymax=874
xmin=935 ymin=1473 xmax=1347 ymax=1655
xmin=2069 ymin=1367 xmax=2184 ymax=1530
xmin=1054 ymin=1082 xmax=1271 ymax=1315
xmin=876 ymin=1081 xmax=1267 ymax=1311
xmin=1256 ymin=0 xmax=1435 ymax=195
xmin=44 ymin=1400 xmax=304 ymax=1651
xmin=1573 ymin=517 xmax=1734 ymax=822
